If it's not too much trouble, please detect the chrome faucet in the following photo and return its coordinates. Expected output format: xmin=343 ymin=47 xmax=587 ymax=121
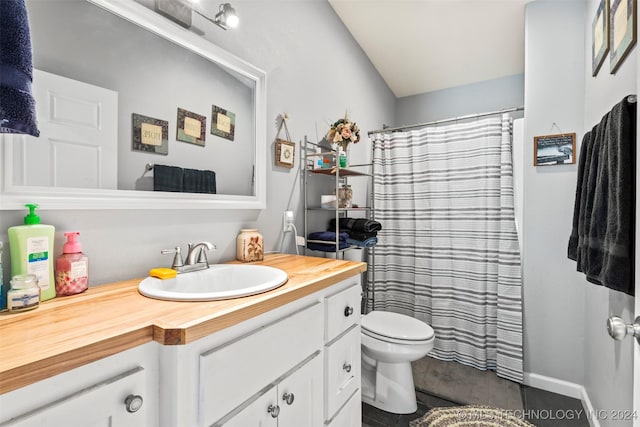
xmin=161 ymin=241 xmax=216 ymax=274
xmin=186 ymin=241 xmax=216 ymax=266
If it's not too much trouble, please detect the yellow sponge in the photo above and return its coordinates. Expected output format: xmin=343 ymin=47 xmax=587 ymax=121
xmin=149 ymin=267 xmax=177 ymax=279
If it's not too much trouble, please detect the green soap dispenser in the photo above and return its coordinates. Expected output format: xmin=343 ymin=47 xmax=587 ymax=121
xmin=8 ymin=204 xmax=56 ymax=301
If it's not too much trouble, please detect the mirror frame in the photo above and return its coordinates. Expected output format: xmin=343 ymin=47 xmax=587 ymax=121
xmin=0 ymin=0 xmax=267 ymax=210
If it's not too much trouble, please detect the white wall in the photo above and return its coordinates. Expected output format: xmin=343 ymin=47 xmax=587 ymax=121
xmin=523 ymin=0 xmax=586 ymax=386
xmin=0 ymin=0 xmax=395 ymax=285
xmin=582 ymin=0 xmax=636 ymax=421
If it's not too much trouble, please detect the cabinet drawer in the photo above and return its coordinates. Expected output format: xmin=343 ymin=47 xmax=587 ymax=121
xmin=200 ymin=302 xmax=323 ymax=426
xmin=325 ymin=283 xmax=361 ymax=343
xmin=325 ymin=325 xmax=361 ymax=420
xmin=0 ymin=367 xmax=146 ymax=427
xmin=326 ymin=390 xmax=361 ymax=427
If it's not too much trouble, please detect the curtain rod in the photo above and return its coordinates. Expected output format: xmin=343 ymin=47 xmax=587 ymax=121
xmin=368 ymin=106 xmax=524 ymax=136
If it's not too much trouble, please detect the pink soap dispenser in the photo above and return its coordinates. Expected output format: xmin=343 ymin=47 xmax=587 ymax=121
xmin=55 ymin=232 xmax=89 ymax=296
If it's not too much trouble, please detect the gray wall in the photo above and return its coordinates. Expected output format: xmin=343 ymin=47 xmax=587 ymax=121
xmin=394 ymin=74 xmax=524 ymax=127
xmin=523 ymin=0 xmax=586 ymax=387
xmin=582 ymin=0 xmax=636 ymax=421
xmin=0 ymin=0 xmax=395 ymax=285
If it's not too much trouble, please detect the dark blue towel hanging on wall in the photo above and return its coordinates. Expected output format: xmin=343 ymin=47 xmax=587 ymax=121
xmin=0 ymin=0 xmax=40 ymax=136
xmin=568 ymin=95 xmax=636 ymax=296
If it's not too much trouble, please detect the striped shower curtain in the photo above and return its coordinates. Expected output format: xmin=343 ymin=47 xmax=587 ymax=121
xmin=370 ymin=115 xmax=523 ymax=383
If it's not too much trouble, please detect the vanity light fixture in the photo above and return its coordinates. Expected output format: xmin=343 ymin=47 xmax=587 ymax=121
xmin=193 ymin=2 xmax=239 ymax=30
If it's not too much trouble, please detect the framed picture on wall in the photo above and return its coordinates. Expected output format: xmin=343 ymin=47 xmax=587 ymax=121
xmin=533 ymin=133 xmax=576 ymax=166
xmin=592 ymin=0 xmax=610 ymax=76
xmin=211 ymin=105 xmax=236 ymax=141
xmin=177 ymin=108 xmax=206 ymax=146
xmin=610 ymin=0 xmax=637 ymax=73
xmin=131 ymin=113 xmax=169 ymax=155
xmin=275 ymin=139 xmax=296 ymax=168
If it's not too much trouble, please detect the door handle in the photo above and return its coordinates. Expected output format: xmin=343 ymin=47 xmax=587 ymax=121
xmin=606 ymin=316 xmax=640 ymax=342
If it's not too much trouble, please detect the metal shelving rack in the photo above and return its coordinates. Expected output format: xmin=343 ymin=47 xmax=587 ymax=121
xmin=301 ymin=135 xmax=375 ymax=311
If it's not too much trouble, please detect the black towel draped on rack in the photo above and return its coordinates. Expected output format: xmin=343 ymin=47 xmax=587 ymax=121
xmin=152 ymin=164 xmax=216 ymax=194
xmin=567 ymin=95 xmax=636 ymax=296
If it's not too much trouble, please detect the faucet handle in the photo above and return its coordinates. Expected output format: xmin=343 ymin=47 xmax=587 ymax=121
xmin=161 ymin=246 xmax=184 ymax=269
xmin=196 ymin=248 xmax=209 ymax=265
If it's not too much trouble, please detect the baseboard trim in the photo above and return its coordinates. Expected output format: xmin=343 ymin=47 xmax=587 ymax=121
xmin=523 ymin=372 xmax=600 ymax=427
xmin=523 ymin=372 xmax=582 ymax=398
xmin=580 ymin=386 xmax=601 ymax=427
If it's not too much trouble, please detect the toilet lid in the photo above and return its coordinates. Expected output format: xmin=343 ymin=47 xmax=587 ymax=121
xmin=361 ymin=311 xmax=434 ymax=341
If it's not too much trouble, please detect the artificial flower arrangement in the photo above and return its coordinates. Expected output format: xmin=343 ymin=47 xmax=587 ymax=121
xmin=327 ymin=115 xmax=360 ymax=151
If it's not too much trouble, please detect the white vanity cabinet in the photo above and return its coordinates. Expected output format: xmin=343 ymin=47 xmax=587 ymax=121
xmin=0 ymin=273 xmax=363 ymax=427
xmin=161 ymin=276 xmax=363 ymax=427
xmin=0 ymin=343 xmax=159 ymax=427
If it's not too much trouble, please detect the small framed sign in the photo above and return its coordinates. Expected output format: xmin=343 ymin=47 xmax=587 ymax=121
xmin=533 ymin=133 xmax=576 ymax=166
xmin=211 ymin=105 xmax=235 ymax=141
xmin=177 ymin=108 xmax=206 ymax=146
xmin=275 ymin=139 xmax=296 ymax=168
xmin=132 ymin=113 xmax=169 ymax=155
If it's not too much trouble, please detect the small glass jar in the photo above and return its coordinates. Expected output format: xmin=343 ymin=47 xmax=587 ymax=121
xmin=236 ymin=229 xmax=264 ymax=262
xmin=336 ymin=184 xmax=353 ymax=208
xmin=7 ymin=274 xmax=40 ymax=313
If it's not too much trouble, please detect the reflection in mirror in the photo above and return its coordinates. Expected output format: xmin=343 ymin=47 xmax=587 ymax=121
xmin=0 ymin=0 xmax=266 ymax=209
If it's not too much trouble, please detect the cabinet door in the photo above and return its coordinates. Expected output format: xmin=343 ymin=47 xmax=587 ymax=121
xmin=219 ymin=388 xmax=278 ymax=427
xmin=0 ymin=367 xmax=146 ymax=427
xmin=277 ymin=355 xmax=322 ymax=427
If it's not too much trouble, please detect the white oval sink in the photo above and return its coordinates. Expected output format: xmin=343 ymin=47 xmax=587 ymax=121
xmin=138 ymin=264 xmax=288 ymax=301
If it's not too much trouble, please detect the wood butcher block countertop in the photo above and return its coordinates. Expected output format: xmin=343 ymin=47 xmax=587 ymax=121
xmin=0 ymin=254 xmax=366 ymax=395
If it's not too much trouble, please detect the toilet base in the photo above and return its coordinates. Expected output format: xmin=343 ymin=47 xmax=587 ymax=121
xmin=361 ymin=358 xmax=418 ymax=414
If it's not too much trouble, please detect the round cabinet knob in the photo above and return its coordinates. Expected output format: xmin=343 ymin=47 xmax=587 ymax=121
xmin=607 ymin=316 xmax=640 ymax=341
xmin=124 ymin=394 xmax=144 ymax=413
xmin=282 ymin=392 xmax=295 ymax=405
xmin=267 ymin=404 xmax=280 ymax=418
xmin=344 ymin=306 xmax=354 ymax=317
xmin=343 ymin=362 xmax=352 ymax=373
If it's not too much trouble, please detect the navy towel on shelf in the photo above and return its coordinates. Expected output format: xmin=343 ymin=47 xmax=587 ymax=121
xmin=347 ymin=237 xmax=378 ymax=248
xmin=568 ymin=95 xmax=636 ymax=296
xmin=153 ymin=165 xmax=184 ymax=192
xmin=346 ymin=237 xmax=378 ymax=248
xmin=307 ymin=231 xmax=350 ymax=252
xmin=183 ymin=168 xmax=216 ymax=194
xmin=0 ymin=0 xmax=40 ymax=136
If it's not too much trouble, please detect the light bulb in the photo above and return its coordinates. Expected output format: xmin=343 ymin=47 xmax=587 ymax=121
xmin=225 ymin=13 xmax=239 ymax=28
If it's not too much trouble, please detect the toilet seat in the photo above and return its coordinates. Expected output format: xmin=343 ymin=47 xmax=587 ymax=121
xmin=362 ymin=311 xmax=434 ymax=344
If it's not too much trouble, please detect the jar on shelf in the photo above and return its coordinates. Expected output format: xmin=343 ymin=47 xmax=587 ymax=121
xmin=7 ymin=274 xmax=40 ymax=313
xmin=236 ymin=229 xmax=264 ymax=262
xmin=336 ymin=184 xmax=353 ymax=208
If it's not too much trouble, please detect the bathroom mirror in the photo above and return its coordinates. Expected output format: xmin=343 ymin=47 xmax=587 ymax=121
xmin=0 ymin=0 xmax=266 ymax=210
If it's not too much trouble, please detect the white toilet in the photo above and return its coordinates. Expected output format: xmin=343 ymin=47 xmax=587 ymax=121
xmin=361 ymin=310 xmax=435 ymax=414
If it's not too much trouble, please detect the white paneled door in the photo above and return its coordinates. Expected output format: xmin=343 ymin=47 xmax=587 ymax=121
xmin=7 ymin=69 xmax=118 ymax=189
